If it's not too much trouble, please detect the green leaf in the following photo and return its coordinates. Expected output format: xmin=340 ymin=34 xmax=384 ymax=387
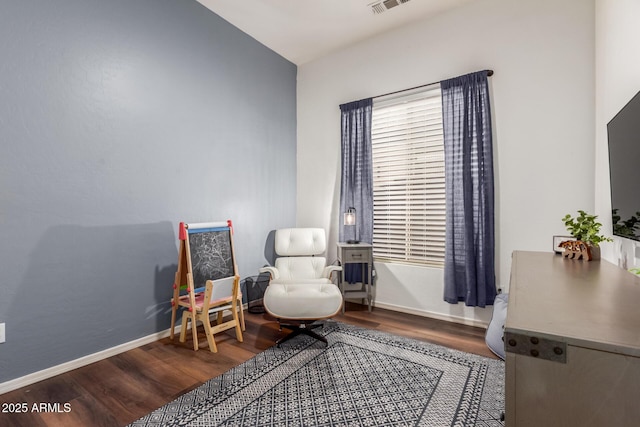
xmin=561 ymin=210 xmax=611 ymax=245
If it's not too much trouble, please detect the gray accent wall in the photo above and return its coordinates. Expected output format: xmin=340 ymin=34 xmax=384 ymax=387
xmin=0 ymin=0 xmax=296 ymax=382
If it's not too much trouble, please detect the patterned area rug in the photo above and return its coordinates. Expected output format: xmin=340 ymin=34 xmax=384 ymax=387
xmin=130 ymin=322 xmax=504 ymax=426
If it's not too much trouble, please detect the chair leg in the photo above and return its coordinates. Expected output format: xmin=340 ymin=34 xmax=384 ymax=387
xmin=180 ymin=314 xmax=189 ymax=343
xmin=276 ymin=322 xmax=328 ymax=347
xmin=180 ymin=313 xmax=201 ymax=351
xmin=232 ymin=306 xmax=244 ymax=343
xmin=238 ymin=297 xmax=246 ymax=331
xmin=190 ymin=311 xmax=199 ymax=351
xmin=202 ymin=315 xmax=218 ymax=353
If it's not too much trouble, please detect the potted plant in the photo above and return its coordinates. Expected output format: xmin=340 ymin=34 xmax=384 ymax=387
xmin=561 ymin=210 xmax=612 ymax=260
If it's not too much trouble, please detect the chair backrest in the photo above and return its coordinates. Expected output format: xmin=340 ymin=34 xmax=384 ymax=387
xmin=207 ymin=276 xmax=237 ymax=306
xmin=274 ymin=228 xmax=327 ymax=281
xmin=275 ymin=228 xmax=326 ymax=256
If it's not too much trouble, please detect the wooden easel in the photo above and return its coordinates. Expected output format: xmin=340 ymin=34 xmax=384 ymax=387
xmin=170 ymin=220 xmax=245 ymax=352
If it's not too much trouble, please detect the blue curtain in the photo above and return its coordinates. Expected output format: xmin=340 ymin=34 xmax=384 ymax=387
xmin=339 ymin=99 xmax=373 ymax=283
xmin=441 ymin=71 xmax=496 ymax=307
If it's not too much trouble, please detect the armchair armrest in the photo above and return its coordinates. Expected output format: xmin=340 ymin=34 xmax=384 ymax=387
xmin=322 ymin=265 xmax=342 ymax=280
xmin=259 ymin=266 xmax=279 ymax=280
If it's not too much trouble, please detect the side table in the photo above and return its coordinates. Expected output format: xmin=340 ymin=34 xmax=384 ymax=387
xmin=337 ymin=242 xmax=373 ymax=312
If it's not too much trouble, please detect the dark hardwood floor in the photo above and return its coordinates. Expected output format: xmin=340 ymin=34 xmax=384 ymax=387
xmin=0 ymin=303 xmax=497 ymax=427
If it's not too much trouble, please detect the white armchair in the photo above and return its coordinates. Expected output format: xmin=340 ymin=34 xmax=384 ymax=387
xmin=259 ymin=228 xmax=343 ymax=346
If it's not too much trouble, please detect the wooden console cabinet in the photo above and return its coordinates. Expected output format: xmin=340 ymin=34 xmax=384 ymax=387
xmin=505 ymin=251 xmax=640 ymax=426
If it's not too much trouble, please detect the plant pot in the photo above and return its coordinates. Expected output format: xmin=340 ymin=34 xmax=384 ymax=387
xmin=587 ymin=244 xmax=600 ymax=261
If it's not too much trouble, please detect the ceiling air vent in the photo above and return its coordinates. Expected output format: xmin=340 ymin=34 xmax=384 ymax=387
xmin=369 ymin=0 xmax=411 ymax=15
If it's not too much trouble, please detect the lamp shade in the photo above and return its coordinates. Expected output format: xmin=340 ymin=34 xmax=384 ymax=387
xmin=344 ymin=207 xmax=356 ymax=226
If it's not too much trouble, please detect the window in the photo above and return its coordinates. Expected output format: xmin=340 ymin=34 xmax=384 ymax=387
xmin=371 ymin=86 xmax=445 ymax=267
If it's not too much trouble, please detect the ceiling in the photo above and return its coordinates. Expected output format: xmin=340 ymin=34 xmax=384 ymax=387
xmin=196 ymin=0 xmax=474 ymax=65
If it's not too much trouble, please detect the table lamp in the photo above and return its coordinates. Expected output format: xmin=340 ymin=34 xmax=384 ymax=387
xmin=344 ymin=207 xmax=359 ymax=244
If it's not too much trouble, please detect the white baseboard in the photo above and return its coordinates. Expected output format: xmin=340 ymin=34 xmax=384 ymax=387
xmin=0 ymin=326 xmax=180 ymax=395
xmin=372 ymin=301 xmax=489 ymax=328
xmin=0 ymin=303 xmax=249 ymax=396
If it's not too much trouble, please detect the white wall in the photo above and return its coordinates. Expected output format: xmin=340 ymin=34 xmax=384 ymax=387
xmin=595 ymin=0 xmax=640 ymax=269
xmin=297 ymin=0 xmax=595 ymax=325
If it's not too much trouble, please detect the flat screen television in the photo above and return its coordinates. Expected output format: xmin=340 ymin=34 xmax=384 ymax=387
xmin=607 ymin=90 xmax=640 ymax=242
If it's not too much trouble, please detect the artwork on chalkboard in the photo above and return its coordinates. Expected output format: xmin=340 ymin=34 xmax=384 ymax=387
xmin=188 ymin=229 xmax=234 ymax=289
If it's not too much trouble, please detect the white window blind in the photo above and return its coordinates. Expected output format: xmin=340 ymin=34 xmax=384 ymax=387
xmin=371 ymin=86 xmax=445 ymax=267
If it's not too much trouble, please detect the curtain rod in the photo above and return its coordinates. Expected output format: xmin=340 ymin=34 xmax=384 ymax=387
xmin=372 ymin=69 xmax=494 ymax=100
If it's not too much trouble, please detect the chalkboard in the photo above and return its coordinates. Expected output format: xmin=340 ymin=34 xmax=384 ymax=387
xmin=188 ymin=227 xmax=235 ymax=290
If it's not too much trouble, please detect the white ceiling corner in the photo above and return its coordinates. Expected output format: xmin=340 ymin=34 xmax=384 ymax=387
xmin=196 ymin=0 xmax=475 ymax=65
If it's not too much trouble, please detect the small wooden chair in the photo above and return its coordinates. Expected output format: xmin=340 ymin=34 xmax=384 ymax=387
xmin=170 ymin=221 xmax=245 ymax=352
xmin=178 ymin=275 xmax=243 ymax=352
